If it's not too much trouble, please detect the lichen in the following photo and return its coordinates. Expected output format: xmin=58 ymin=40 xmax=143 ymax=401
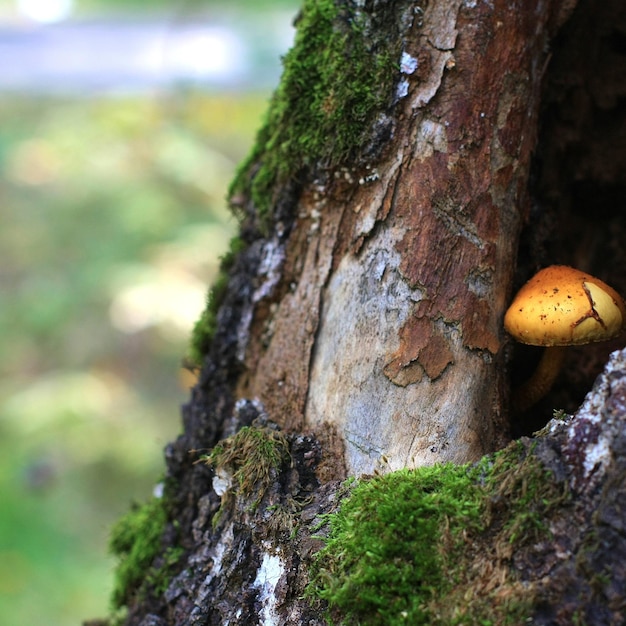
xmin=309 ymin=440 xmax=569 ymax=625
xmin=229 ymin=0 xmax=403 ymax=225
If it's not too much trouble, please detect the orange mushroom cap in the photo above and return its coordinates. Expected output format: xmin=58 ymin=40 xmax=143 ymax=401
xmin=504 ymin=265 xmax=626 ymax=347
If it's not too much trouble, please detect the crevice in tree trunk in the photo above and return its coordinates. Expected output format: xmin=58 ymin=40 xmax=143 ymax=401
xmin=510 ymin=0 xmax=626 ymax=436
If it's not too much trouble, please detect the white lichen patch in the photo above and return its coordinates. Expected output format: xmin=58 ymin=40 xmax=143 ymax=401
xmin=564 ymin=348 xmax=626 ymax=493
xmin=236 ymin=306 xmax=254 ymax=363
xmin=396 ymin=78 xmax=410 ymax=100
xmin=396 ymin=52 xmax=418 ymax=100
xmin=194 ymin=524 xmax=234 ymax=604
xmin=400 ymin=51 xmax=418 ymax=74
xmin=415 ymin=119 xmax=448 ymax=161
xmin=212 ymin=467 xmax=232 ymax=497
xmin=209 ymin=531 xmax=228 ymax=578
xmin=581 ymin=435 xmax=610 ymax=480
xmin=252 ymin=549 xmax=285 ymax=626
xmin=235 ymin=238 xmax=286 ymax=362
xmin=253 ymin=238 xmax=286 ymax=303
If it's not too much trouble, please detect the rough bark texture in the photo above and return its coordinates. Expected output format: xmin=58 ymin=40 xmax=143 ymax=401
xmin=242 ymin=0 xmax=556 ymax=474
xmin=518 ymin=348 xmax=626 ymax=625
xmin=98 ymin=0 xmax=626 ymax=624
xmin=304 ymin=0 xmax=544 ymax=473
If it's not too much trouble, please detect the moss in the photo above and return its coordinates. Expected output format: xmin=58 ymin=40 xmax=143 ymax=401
xmin=202 ymin=425 xmax=291 ymax=508
xmin=109 ymin=497 xmax=168 ymax=609
xmin=309 ymin=441 xmax=569 ymax=625
xmin=190 ymin=1 xmax=408 ymax=361
xmin=188 ymin=235 xmax=245 ymax=365
xmin=309 ymin=463 xmax=484 ymax=624
xmin=486 ymin=441 xmax=568 ymax=547
xmin=229 ymin=0 xmax=403 ymax=223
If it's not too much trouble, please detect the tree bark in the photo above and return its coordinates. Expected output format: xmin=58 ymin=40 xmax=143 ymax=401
xmin=240 ymin=0 xmax=547 ymax=473
xmin=99 ymin=0 xmax=626 ymax=624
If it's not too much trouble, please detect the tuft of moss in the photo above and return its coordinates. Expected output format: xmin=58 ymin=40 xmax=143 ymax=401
xmin=309 ymin=463 xmax=484 ymax=624
xmin=188 ymin=235 xmax=245 ymax=365
xmin=203 ymin=425 xmax=291 ymax=507
xmin=229 ymin=0 xmax=402 ymax=223
xmin=147 ymin=545 xmax=185 ymax=597
xmin=485 ymin=441 xmax=568 ymax=547
xmin=109 ymin=497 xmax=168 ymax=609
xmin=309 ymin=441 xmax=569 ymax=625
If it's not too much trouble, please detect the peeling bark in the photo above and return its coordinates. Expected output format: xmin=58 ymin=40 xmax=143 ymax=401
xmin=302 ymin=0 xmax=555 ymax=473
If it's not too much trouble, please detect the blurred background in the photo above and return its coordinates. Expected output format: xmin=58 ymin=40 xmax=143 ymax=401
xmin=0 ymin=0 xmax=299 ymax=623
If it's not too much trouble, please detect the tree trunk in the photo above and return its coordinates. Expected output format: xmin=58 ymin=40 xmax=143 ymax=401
xmin=99 ymin=0 xmax=626 ymax=624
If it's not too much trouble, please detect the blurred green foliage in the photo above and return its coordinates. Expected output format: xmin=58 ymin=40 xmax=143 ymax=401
xmin=0 ymin=89 xmax=269 ymax=624
xmin=0 ymin=0 xmax=300 ymax=19
xmin=78 ymin=0 xmax=300 ymax=10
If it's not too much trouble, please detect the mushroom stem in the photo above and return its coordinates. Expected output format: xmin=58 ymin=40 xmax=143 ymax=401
xmin=512 ymin=346 xmax=566 ymax=414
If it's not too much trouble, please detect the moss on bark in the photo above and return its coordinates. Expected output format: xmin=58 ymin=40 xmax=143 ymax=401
xmin=229 ymin=0 xmax=406 ymax=224
xmin=309 ymin=440 xmax=569 ymax=625
xmin=189 ymin=0 xmax=410 ymax=362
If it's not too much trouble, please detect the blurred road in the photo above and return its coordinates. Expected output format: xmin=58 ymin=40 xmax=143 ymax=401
xmin=0 ymin=17 xmax=294 ymax=93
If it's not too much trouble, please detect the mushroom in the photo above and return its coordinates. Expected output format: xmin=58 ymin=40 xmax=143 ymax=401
xmin=504 ymin=265 xmax=626 ymax=412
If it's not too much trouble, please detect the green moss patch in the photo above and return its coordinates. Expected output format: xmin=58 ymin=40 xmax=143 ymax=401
xmin=109 ymin=497 xmax=169 ymax=609
xmin=310 ymin=463 xmax=483 ymax=624
xmin=190 ymin=0 xmax=408 ymax=361
xmin=230 ymin=0 xmax=403 ymax=223
xmin=188 ymin=235 xmax=245 ymax=365
xmin=309 ymin=441 xmax=569 ymax=625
